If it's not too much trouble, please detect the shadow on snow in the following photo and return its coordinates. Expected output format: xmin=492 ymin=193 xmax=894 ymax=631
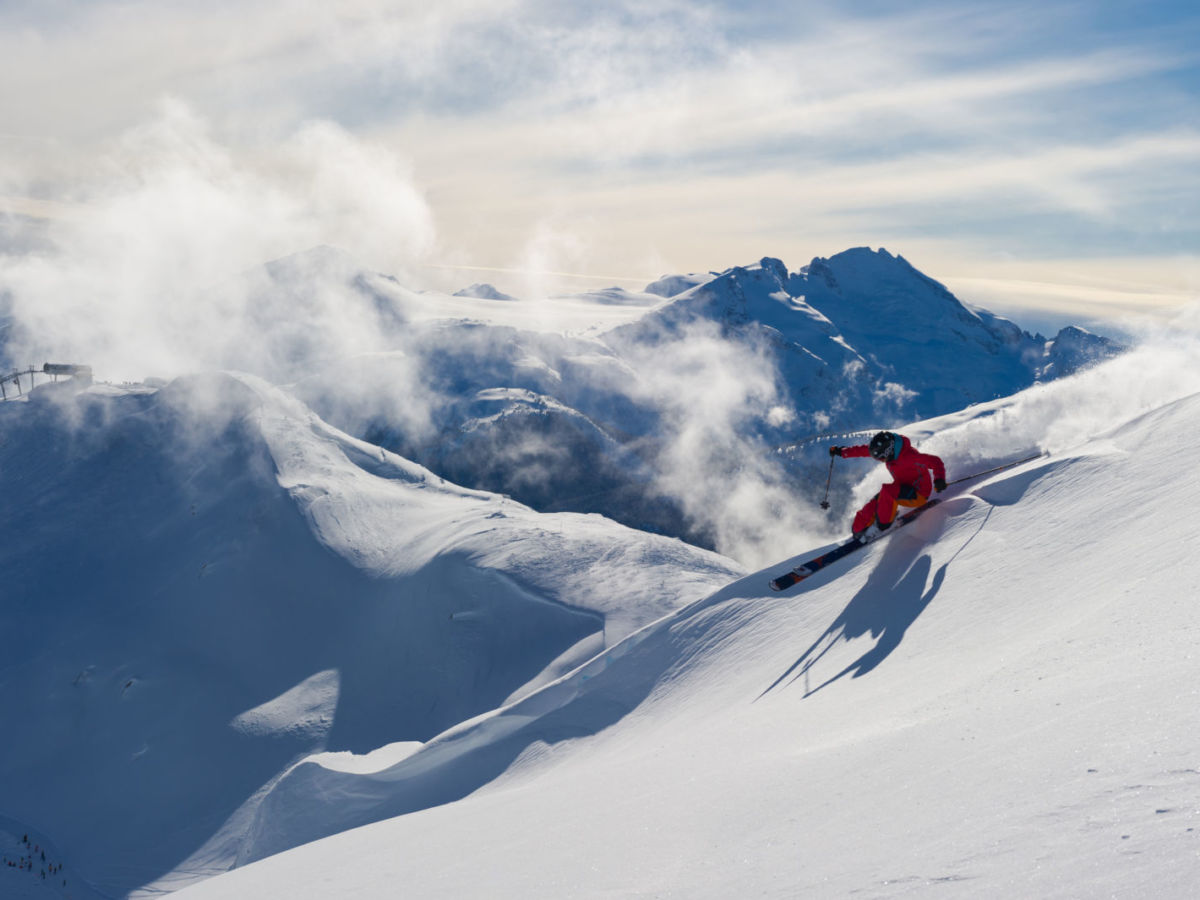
xmin=759 ymin=503 xmax=992 ymax=700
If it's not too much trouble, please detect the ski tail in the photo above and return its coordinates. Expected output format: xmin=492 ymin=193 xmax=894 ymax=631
xmin=768 ymin=500 xmax=940 ymax=592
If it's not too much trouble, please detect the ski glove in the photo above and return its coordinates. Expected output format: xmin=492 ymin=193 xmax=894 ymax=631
xmin=934 ymin=478 xmax=947 ymax=492
xmin=829 ymin=446 xmax=843 ymax=457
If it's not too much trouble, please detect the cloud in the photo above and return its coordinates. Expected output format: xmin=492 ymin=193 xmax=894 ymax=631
xmin=3 ymin=0 xmax=1197 ymax=390
xmin=379 ymin=4 xmax=1197 ymax=299
xmin=620 ymin=319 xmax=829 ymax=567
xmin=3 ymin=1 xmax=1197 ymax=317
xmin=0 ymin=101 xmax=435 ymax=381
xmin=0 ymin=0 xmax=532 ymax=139
xmin=947 ymin=269 xmax=1200 ymax=329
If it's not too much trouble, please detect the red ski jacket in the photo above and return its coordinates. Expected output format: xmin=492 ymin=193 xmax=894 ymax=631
xmin=842 ymin=434 xmax=946 ymax=495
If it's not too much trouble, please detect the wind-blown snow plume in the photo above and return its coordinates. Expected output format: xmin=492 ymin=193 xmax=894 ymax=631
xmin=623 ymin=321 xmax=827 ymax=567
xmin=858 ymin=304 xmax=1200 ymax=513
xmin=0 ymin=102 xmax=435 ymax=382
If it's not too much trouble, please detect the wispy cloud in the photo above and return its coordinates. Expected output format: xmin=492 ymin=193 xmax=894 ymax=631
xmin=1 ymin=0 xmax=1197 ymax=323
xmin=943 ymin=256 xmax=1200 ymax=332
xmin=0 ymin=100 xmax=435 ymax=379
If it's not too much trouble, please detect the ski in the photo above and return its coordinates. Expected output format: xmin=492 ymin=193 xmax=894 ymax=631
xmin=769 ymin=500 xmax=941 ymax=592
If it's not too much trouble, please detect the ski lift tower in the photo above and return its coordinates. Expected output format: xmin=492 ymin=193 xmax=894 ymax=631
xmin=0 ymin=362 xmax=93 ymax=400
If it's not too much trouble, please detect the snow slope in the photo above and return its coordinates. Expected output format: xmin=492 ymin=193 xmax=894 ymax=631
xmin=174 ymin=349 xmax=1200 ymax=899
xmin=0 ymin=374 xmax=742 ymax=899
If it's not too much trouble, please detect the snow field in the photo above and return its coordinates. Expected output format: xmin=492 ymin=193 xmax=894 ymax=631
xmin=175 ymin=381 xmax=1200 ymax=898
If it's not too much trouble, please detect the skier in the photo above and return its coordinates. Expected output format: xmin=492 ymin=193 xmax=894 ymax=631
xmin=830 ymin=431 xmax=947 ymax=539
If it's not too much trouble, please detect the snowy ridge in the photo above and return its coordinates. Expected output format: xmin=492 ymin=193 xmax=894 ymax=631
xmin=0 ymin=373 xmax=742 ymax=899
xmin=171 ymin=354 xmax=1200 ymax=899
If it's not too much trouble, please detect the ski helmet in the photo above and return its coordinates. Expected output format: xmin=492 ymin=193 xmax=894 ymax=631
xmin=869 ymin=431 xmax=897 ymax=461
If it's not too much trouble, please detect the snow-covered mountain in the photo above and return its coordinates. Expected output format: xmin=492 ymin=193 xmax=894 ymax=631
xmin=287 ymin=247 xmax=1120 ymax=561
xmin=0 ymin=374 xmax=740 ymax=899
xmin=1 ymin=243 xmax=1160 ymax=900
xmin=608 ymin=248 xmax=1120 ymax=421
xmin=2 ymin=314 xmax=1180 ymax=897
xmin=4 ymin=243 xmax=1116 ymax=562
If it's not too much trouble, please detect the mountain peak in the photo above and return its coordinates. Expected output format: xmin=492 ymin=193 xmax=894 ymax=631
xmin=607 ymin=246 xmax=1122 ymax=425
xmin=829 ymin=245 xmax=895 ymax=262
xmin=643 ymin=271 xmax=717 ymax=298
xmin=1039 ymin=324 xmax=1124 ymax=379
xmin=453 ymin=283 xmax=518 ymax=302
xmin=754 ymin=256 xmax=789 ymax=287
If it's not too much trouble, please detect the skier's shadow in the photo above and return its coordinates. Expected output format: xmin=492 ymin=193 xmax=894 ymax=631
xmin=759 ymin=518 xmax=979 ymax=700
xmin=810 ymin=553 xmax=944 ymax=694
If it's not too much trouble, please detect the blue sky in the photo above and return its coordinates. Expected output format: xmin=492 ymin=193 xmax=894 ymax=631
xmin=1 ymin=0 xmax=1197 ymax=331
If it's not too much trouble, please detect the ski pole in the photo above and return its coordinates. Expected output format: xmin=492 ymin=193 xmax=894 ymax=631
xmin=947 ymin=451 xmax=1044 ymax=487
xmin=819 ymin=455 xmax=835 ymax=509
